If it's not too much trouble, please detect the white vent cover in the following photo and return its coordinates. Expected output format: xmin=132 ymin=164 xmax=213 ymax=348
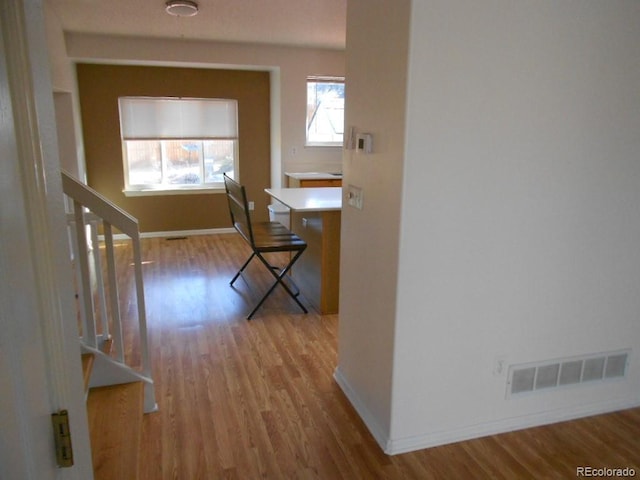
xmin=507 ymin=350 xmax=630 ymax=397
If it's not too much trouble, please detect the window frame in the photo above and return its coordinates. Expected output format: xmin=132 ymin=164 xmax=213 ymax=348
xmin=118 ymin=96 xmax=239 ymax=196
xmin=305 ymin=76 xmax=345 ymax=148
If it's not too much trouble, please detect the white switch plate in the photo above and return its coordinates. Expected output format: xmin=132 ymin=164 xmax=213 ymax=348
xmin=356 ymin=133 xmax=373 ymax=154
xmin=493 ymin=356 xmax=507 ymax=376
xmin=347 ymin=185 xmax=363 ymax=210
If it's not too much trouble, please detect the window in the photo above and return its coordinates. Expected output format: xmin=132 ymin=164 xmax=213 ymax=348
xmin=119 ymin=97 xmax=238 ymax=194
xmin=306 ymin=76 xmax=345 ymax=146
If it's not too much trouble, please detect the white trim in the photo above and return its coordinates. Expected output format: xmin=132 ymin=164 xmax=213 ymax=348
xmin=0 ymin=0 xmax=92 ymax=477
xmin=384 ymin=397 xmax=640 ymax=455
xmin=270 ymin=68 xmax=282 ymax=188
xmin=335 ymin=367 xmax=640 ymax=456
xmin=333 ymin=367 xmax=391 ymax=452
xmin=101 ymin=227 xmax=236 ymax=241
xmin=123 ymin=185 xmax=225 ymax=196
xmin=304 ymin=142 xmax=343 ymax=148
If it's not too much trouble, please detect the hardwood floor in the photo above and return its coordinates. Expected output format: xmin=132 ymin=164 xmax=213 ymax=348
xmin=112 ymin=234 xmax=639 ymax=479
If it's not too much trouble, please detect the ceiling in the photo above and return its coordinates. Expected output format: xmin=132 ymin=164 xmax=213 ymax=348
xmin=45 ymin=0 xmax=347 ymax=49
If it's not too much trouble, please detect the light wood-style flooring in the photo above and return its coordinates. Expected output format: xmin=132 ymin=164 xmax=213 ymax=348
xmin=112 ymin=234 xmax=639 ymax=479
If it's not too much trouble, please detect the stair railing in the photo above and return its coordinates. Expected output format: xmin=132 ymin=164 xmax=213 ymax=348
xmin=62 ymin=171 xmax=157 ymax=413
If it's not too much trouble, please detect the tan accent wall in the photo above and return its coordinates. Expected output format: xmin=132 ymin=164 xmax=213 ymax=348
xmin=76 ymin=63 xmax=270 ymax=232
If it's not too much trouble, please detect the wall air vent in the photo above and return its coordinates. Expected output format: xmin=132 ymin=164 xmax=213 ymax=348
xmin=507 ymin=350 xmax=631 ymax=397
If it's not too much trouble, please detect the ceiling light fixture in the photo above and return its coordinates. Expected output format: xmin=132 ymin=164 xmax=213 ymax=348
xmin=165 ymin=0 xmax=199 ymax=17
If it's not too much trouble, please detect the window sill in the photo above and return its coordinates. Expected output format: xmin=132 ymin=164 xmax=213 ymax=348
xmin=304 ymin=143 xmax=343 ymax=148
xmin=123 ymin=186 xmax=225 ymax=197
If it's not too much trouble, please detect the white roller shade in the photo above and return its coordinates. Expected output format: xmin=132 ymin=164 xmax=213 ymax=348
xmin=119 ymin=97 xmax=238 ymax=140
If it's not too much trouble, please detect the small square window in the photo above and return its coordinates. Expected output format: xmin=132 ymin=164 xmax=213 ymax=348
xmin=306 ymin=77 xmax=345 ymax=146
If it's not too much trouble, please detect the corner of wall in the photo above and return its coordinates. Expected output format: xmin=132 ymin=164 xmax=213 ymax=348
xmin=333 ymin=367 xmax=391 ymax=453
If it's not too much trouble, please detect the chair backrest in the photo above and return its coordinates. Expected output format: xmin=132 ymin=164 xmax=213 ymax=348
xmin=223 ymin=173 xmax=255 ymax=246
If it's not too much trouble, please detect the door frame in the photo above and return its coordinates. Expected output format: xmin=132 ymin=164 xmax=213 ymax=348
xmin=0 ymin=1 xmax=92 ymax=478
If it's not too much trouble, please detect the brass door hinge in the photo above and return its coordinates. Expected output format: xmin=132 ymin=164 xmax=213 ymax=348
xmin=51 ymin=410 xmax=74 ymax=468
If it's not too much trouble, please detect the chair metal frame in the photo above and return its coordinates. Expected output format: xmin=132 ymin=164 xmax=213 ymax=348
xmin=223 ymin=173 xmax=308 ymax=319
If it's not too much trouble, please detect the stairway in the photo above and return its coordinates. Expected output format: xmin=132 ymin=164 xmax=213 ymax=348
xmin=64 ymin=172 xmax=154 ymax=479
xmin=83 ymin=350 xmax=145 ymax=480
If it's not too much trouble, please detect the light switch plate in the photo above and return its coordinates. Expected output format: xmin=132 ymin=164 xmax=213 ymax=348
xmin=347 ymin=185 xmax=363 ymax=210
xmin=356 ymin=133 xmax=373 ymax=154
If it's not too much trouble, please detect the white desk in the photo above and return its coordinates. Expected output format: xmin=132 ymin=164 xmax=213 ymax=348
xmin=264 ymin=187 xmax=341 ymax=212
xmin=265 ymin=187 xmax=342 ymax=314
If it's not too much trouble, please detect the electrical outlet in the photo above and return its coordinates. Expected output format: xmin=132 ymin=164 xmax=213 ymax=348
xmin=248 ymin=201 xmax=255 ymax=211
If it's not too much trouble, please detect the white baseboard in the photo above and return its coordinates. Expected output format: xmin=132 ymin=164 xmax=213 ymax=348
xmin=101 ymin=227 xmax=236 ymax=241
xmin=334 ymin=366 xmax=640 ymax=456
xmin=139 ymin=228 xmax=236 ymax=238
xmin=333 ymin=367 xmax=392 ymax=452
xmin=385 ymin=396 xmax=640 ymax=455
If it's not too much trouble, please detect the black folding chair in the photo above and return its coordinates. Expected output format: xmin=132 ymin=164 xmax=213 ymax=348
xmin=223 ymin=173 xmax=308 ymax=319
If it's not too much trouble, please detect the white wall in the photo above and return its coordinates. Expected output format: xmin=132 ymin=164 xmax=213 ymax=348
xmin=43 ymin=1 xmax=74 ymax=91
xmin=339 ymin=0 xmax=640 ymax=454
xmin=47 ymin=30 xmax=345 ymax=185
xmin=44 ymin=2 xmax=85 ymax=178
xmin=334 ymin=0 xmax=411 ymax=445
